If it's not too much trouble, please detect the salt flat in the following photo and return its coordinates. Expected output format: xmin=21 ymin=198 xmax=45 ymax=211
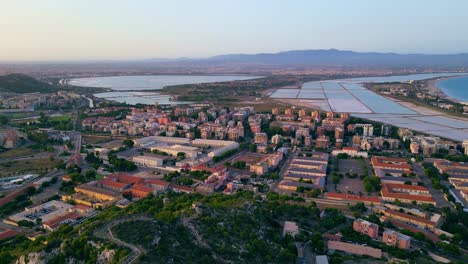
xmin=270 ymin=73 xmax=468 ymax=141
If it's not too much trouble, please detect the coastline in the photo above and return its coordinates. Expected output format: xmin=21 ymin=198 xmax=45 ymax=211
xmin=427 ymin=77 xmax=468 ymax=105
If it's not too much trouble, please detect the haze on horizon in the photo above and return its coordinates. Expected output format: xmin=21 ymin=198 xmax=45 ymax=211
xmin=1 ymin=0 xmax=468 ymax=61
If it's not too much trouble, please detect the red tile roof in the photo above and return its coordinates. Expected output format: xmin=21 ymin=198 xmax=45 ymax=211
xmin=325 ymin=192 xmax=381 ymax=203
xmin=342 ymin=147 xmax=358 ymax=151
xmin=99 ymin=179 xmax=129 ymax=190
xmin=0 ymin=184 xmax=34 ymax=207
xmin=0 ymin=229 xmax=19 ymax=240
xmin=131 ymin=184 xmax=154 ymax=193
xmin=389 ymin=219 xmax=440 ymax=243
xmin=107 ymin=173 xmax=143 ymax=184
xmin=384 ymin=209 xmax=435 ymax=226
xmin=381 ymin=184 xmax=435 ymax=203
xmin=371 ymin=156 xmax=412 ymax=171
xmin=191 ymin=163 xmax=225 ymax=173
xmin=43 ymin=212 xmax=79 ymax=230
xmin=145 ymin=179 xmax=170 ymax=187
xmin=74 ymin=204 xmax=92 ymax=211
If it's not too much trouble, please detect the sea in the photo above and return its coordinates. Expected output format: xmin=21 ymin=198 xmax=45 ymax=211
xmin=436 ymin=75 xmax=468 ymax=103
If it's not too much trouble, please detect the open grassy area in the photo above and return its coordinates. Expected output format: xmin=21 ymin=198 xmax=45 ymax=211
xmin=0 ymin=147 xmax=38 ymax=159
xmin=50 ymin=115 xmax=72 ymax=122
xmin=0 ymin=158 xmax=59 ymax=177
xmin=82 ymin=134 xmax=114 ymax=144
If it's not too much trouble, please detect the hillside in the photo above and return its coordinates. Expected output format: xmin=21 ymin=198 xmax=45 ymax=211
xmin=0 ymin=192 xmax=340 ymax=263
xmin=199 ymin=49 xmax=468 ymax=67
xmin=0 ymin=74 xmax=56 ymax=93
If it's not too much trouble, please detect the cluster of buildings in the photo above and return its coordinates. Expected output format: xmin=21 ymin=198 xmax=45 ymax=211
xmin=435 ymin=159 xmax=468 ymax=205
xmin=0 ymin=91 xmax=81 ymax=110
xmin=279 ymin=152 xmax=328 ymax=191
xmin=353 ymin=218 xmax=411 ymax=250
xmin=371 ymin=156 xmax=420 ymax=186
xmin=131 ymin=136 xmax=240 ymax=168
xmin=62 ymin=173 xmax=191 ymax=208
xmin=83 ymin=105 xmax=257 ymax=139
xmin=407 ymin=135 xmax=457 ymax=156
xmin=347 ymin=123 xmax=400 ymax=151
xmin=4 ymin=200 xmax=94 ymax=231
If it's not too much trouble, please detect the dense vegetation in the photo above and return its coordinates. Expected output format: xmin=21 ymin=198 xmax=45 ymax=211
xmin=0 ymin=74 xmax=56 ymax=94
xmin=0 ymin=190 xmax=345 ymax=264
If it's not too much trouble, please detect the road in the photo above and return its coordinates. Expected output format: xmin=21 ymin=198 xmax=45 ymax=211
xmin=94 ymin=215 xmax=152 ymax=264
xmin=30 ymin=170 xmax=64 ymax=205
xmin=271 ymin=148 xmax=297 ymax=191
xmin=412 ymin=162 xmax=451 ymax=208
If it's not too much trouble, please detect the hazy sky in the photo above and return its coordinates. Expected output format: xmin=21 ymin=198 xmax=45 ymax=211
xmin=1 ymin=0 xmax=467 ymax=61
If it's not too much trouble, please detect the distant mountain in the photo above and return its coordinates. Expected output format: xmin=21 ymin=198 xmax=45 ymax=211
xmin=0 ymin=74 xmax=56 ymax=93
xmin=198 ymin=49 xmax=468 ymax=67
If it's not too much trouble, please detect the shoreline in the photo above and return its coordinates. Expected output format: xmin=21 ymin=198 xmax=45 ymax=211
xmin=426 ymin=77 xmax=468 ymax=105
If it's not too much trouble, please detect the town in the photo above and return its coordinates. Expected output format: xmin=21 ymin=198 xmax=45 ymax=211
xmin=1 ymin=94 xmax=468 ymax=263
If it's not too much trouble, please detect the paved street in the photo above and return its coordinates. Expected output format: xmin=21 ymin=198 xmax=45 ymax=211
xmin=412 ymin=162 xmax=451 ymax=208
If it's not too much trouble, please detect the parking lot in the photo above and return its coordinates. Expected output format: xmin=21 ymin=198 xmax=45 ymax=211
xmin=327 ymin=158 xmax=369 ymax=195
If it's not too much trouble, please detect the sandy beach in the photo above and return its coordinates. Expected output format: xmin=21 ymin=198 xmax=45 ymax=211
xmin=426 ymin=77 xmax=467 ymax=104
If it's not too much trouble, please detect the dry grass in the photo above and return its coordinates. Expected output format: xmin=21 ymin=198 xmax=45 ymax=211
xmin=0 ymin=147 xmax=37 ymax=159
xmin=0 ymin=158 xmax=60 ymax=177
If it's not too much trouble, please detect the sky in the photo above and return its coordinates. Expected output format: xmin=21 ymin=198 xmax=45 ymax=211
xmin=1 ymin=0 xmax=467 ymax=61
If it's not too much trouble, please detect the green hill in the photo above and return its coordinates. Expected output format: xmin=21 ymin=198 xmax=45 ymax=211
xmin=0 ymin=74 xmax=57 ymax=93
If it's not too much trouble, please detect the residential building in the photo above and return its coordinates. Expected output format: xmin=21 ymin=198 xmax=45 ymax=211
xmin=254 ymin=133 xmax=268 ymax=144
xmin=353 ymin=218 xmax=379 ymax=239
xmin=283 ymin=221 xmax=299 ymax=237
xmin=382 ymin=230 xmax=411 ymax=249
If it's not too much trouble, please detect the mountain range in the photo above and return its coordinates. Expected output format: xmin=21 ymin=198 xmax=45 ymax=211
xmin=158 ymin=49 xmax=468 ymax=67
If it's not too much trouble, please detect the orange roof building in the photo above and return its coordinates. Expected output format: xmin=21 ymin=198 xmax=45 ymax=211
xmin=128 ymin=184 xmax=155 ymax=199
xmin=106 ymin=173 xmax=144 ymax=185
xmin=325 ymin=192 xmax=381 ymax=204
xmin=380 ymin=208 xmax=437 ymax=229
xmin=43 ymin=212 xmax=79 ymax=231
xmin=380 ymin=183 xmax=436 ymax=205
xmin=371 ymin=156 xmax=412 ymax=173
xmin=0 ymin=229 xmax=19 ymax=240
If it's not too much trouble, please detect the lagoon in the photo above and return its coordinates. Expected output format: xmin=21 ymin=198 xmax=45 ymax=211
xmin=69 ymin=75 xmax=262 ymax=91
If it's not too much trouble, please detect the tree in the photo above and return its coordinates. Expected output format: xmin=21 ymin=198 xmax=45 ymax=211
xmin=84 ymin=170 xmax=96 ymax=180
xmin=249 ymin=144 xmax=257 ymax=152
xmin=337 ymin=153 xmax=349 ymax=159
xmin=123 ymin=138 xmax=134 ymax=148
xmin=331 ymin=172 xmax=340 ymax=184
xmin=177 ymin=152 xmax=186 ymax=159
xmin=0 ymin=115 xmax=9 ymax=125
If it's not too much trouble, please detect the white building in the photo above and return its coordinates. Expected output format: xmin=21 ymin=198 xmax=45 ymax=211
xmin=150 ymin=144 xmax=199 ymax=158
xmin=132 ymin=155 xmax=164 ymax=168
xmin=463 ymin=140 xmax=468 ymax=155
xmin=363 ymin=124 xmax=374 ymax=137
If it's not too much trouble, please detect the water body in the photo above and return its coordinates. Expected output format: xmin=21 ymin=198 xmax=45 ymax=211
xmin=436 ymin=75 xmax=468 ymax=102
xmin=343 ymin=72 xmax=467 ymax=83
xmin=93 ymin=91 xmax=190 ymax=105
xmin=69 ymin=75 xmax=262 ymax=90
xmin=69 ymin=75 xmax=263 ymax=105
